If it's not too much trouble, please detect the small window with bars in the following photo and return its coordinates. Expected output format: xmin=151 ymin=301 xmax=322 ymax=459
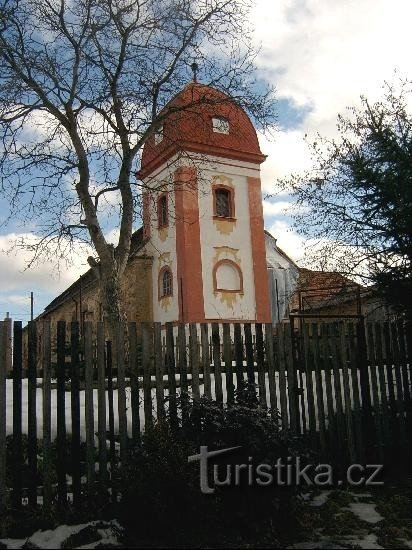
xmin=214 ymin=187 xmax=233 ymax=218
xmin=157 ymin=194 xmax=168 ymax=228
xmin=212 ymin=116 xmax=229 ymax=134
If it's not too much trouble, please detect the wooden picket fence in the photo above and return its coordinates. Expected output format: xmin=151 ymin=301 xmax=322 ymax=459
xmin=0 ymin=318 xmax=411 ymax=515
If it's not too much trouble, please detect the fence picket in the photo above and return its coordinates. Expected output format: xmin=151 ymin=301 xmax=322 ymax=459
xmin=347 ymin=323 xmax=363 ymax=460
xmin=244 ymin=323 xmax=255 ymax=386
xmin=366 ymin=323 xmax=384 ymax=461
xmin=302 ymin=323 xmax=316 ymax=438
xmin=155 ymin=322 xmax=165 ymax=421
xmin=116 ymin=323 xmax=128 ymax=465
xmin=234 ymin=324 xmax=244 ymax=392
xmin=321 ymin=325 xmax=336 ymax=454
xmin=97 ymin=323 xmax=107 ymax=484
xmin=106 ymin=341 xmax=117 ymax=502
xmin=223 ymin=324 xmax=234 ymax=405
xmin=264 ymin=323 xmax=278 ymax=415
xmin=255 ymin=324 xmax=267 ymax=408
xmin=12 ymin=321 xmax=23 ymax=510
xmin=212 ymin=323 xmax=223 ymax=405
xmin=129 ymin=322 xmax=141 ymax=442
xmin=142 ymin=323 xmax=154 ymax=430
xmin=200 ymin=324 xmax=211 ymax=399
xmin=84 ymin=322 xmax=95 ymax=499
xmin=339 ymin=323 xmax=356 ymax=463
xmin=0 ymin=323 xmax=6 ymax=518
xmin=27 ymin=322 xmax=38 ymax=508
xmin=189 ymin=324 xmax=200 ymax=401
xmin=277 ymin=326 xmax=289 ymax=430
xmin=166 ymin=323 xmax=178 ymax=428
xmin=331 ymin=324 xmax=345 ymax=452
xmin=390 ymin=322 xmax=407 ymax=450
xmin=285 ymin=324 xmax=298 ymax=432
xmin=42 ymin=321 xmax=52 ymax=514
xmin=70 ymin=322 xmax=81 ymax=507
xmin=177 ymin=324 xmax=188 ymax=395
xmin=312 ymin=323 xmax=326 ymax=451
xmin=374 ymin=323 xmax=389 ymax=448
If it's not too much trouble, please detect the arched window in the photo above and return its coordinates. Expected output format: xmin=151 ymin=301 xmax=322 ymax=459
xmin=157 ymin=194 xmax=168 ymax=228
xmin=159 ymin=267 xmax=173 ymax=298
xmin=213 ymin=260 xmax=243 ymax=292
xmin=213 ymin=186 xmax=234 ymax=218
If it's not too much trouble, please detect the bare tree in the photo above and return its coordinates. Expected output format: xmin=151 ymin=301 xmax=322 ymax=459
xmin=275 ymin=78 xmax=412 ymax=316
xmin=0 ymin=0 xmax=275 ymax=325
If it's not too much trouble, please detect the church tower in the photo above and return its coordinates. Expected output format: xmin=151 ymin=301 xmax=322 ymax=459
xmin=139 ymin=82 xmax=271 ymax=323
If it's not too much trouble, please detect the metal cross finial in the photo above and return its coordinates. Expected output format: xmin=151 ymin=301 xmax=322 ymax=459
xmin=190 ymin=61 xmax=199 ymax=82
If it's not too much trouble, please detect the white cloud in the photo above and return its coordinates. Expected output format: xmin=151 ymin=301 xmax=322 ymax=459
xmin=263 ymin=200 xmax=292 ymax=216
xmin=253 ymin=0 xmax=412 ymax=177
xmin=259 ymin=129 xmax=312 ymax=193
xmin=267 ymin=219 xmax=307 ymax=262
xmin=0 ymin=233 xmax=91 ymax=295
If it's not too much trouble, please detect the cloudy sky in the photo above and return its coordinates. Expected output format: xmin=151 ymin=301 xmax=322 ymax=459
xmin=1 ymin=0 xmax=411 ymax=320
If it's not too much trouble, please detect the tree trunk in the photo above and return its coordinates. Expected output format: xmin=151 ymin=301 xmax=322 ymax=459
xmin=100 ymin=265 xmax=125 ymax=330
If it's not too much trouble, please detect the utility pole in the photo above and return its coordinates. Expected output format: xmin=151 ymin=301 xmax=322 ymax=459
xmin=30 ymin=292 xmax=34 ymax=321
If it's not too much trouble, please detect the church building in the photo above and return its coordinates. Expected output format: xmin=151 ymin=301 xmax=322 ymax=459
xmin=40 ymin=81 xmax=299 ymax=327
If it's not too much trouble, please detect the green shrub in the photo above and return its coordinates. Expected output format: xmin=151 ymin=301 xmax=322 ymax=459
xmin=119 ymin=386 xmax=307 ymax=548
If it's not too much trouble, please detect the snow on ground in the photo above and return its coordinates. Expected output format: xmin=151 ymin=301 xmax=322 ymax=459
xmin=348 ymin=502 xmax=384 ymax=524
xmin=308 ymin=491 xmax=331 ymax=507
xmin=5 ymin=365 xmax=376 ymax=439
xmin=291 ymin=533 xmax=384 ymax=549
xmin=0 ymin=520 xmax=122 ymax=549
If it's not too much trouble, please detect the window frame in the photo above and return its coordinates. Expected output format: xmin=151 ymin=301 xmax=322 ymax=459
xmin=157 ymin=193 xmax=169 ymax=229
xmin=213 ymin=259 xmax=243 ymax=293
xmin=212 ymin=184 xmax=235 ymax=219
xmin=158 ymin=266 xmax=173 ymax=299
